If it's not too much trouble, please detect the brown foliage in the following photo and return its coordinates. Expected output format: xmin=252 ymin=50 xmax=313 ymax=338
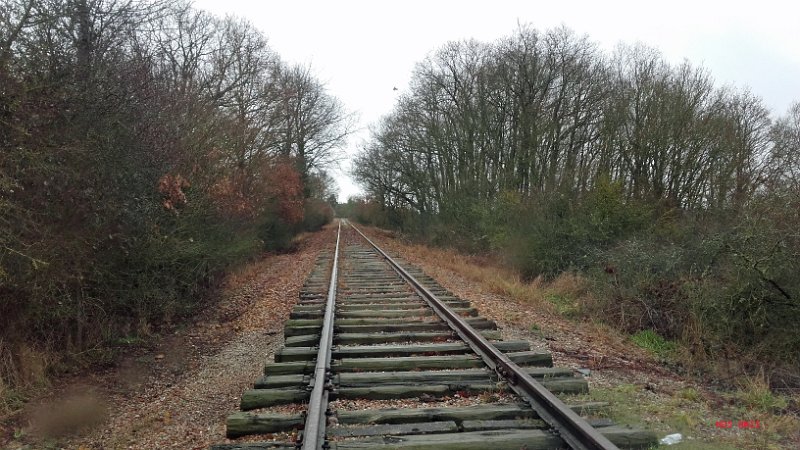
xmin=265 ymin=161 xmax=304 ymax=225
xmin=0 ymin=0 xmax=345 ymax=413
xmin=158 ymin=174 xmax=190 ymax=211
xmin=206 ymin=159 xmax=306 ymax=224
xmin=208 ymin=174 xmax=256 ymax=219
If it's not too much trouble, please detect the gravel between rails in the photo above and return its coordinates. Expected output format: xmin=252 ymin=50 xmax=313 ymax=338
xmin=329 ymin=391 xmax=518 ymax=412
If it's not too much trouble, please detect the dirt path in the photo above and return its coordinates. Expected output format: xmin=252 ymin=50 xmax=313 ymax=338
xmin=5 ymin=226 xmax=335 ymax=450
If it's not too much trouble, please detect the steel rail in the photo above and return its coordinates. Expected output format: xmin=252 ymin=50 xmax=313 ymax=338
xmin=349 ymin=222 xmax=619 ymax=450
xmin=299 ymin=221 xmax=341 ymax=450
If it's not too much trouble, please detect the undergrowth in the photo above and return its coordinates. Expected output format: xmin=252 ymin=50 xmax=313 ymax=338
xmin=366 ymin=225 xmax=800 ymax=448
xmin=631 ymin=330 xmax=678 ymax=359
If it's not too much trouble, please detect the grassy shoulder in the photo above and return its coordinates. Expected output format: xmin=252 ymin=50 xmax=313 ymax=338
xmin=362 ymin=225 xmax=800 ymax=450
xmin=564 ymin=375 xmax=798 ymax=450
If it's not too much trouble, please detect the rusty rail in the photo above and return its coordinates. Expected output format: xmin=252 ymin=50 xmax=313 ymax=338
xmin=349 ymin=221 xmax=619 ymax=450
xmin=299 ymin=221 xmax=341 ymax=450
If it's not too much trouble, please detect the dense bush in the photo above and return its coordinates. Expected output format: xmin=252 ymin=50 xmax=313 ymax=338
xmin=353 ymin=24 xmax=800 ymax=379
xmin=0 ymin=0 xmax=341 ymax=403
xmin=303 ymin=199 xmax=335 ymax=232
xmin=583 ymin=206 xmax=800 ymax=372
xmin=502 ymin=180 xmax=653 ymax=278
xmin=338 ymin=197 xmax=398 ymax=229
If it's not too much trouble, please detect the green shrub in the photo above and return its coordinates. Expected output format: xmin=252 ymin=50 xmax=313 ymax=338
xmin=545 ymin=293 xmax=580 ymax=318
xmin=303 ymin=199 xmax=334 ymax=231
xmin=259 ymin=215 xmax=297 ymax=252
xmin=585 ymin=235 xmax=694 ymax=337
xmin=684 ymin=213 xmax=800 ymax=366
xmin=504 ymin=180 xmax=653 ymax=278
xmin=631 ymin=329 xmax=677 ymax=358
xmin=585 ymin=208 xmax=800 ymax=371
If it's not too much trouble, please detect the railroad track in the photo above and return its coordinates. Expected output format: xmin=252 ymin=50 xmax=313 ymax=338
xmin=213 ymin=220 xmax=656 ymax=449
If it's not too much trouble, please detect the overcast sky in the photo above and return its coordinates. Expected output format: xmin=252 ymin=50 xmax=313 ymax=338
xmin=192 ymin=0 xmax=800 ymax=201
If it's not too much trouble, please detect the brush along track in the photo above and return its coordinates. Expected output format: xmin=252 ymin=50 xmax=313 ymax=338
xmin=212 ymin=221 xmax=656 ymax=449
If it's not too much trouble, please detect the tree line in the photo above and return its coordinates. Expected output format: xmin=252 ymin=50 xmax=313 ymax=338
xmin=354 ymin=26 xmax=800 ymax=379
xmin=356 ymin=26 xmax=798 ymax=223
xmin=0 ymin=0 xmax=346 ymax=400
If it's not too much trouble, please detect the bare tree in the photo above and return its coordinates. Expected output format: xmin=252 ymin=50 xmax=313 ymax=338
xmin=768 ymin=102 xmax=800 ymax=194
xmin=275 ymin=64 xmax=354 ymax=186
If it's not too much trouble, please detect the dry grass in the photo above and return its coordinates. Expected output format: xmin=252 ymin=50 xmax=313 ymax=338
xmin=363 ymin=225 xmax=800 ymax=449
xmin=392 ymin=241 xmax=548 ymax=303
xmin=223 ymin=256 xmax=270 ymax=289
xmin=548 ymin=272 xmax=590 ymax=299
xmin=0 ymin=341 xmax=51 ymax=417
xmin=384 ymin=239 xmax=598 ymax=321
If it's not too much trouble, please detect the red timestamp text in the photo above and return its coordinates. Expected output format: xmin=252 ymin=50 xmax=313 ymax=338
xmin=715 ymin=420 xmax=761 ymax=429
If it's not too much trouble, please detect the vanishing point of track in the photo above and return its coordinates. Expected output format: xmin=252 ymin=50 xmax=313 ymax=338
xmin=213 ymin=220 xmax=656 ymax=449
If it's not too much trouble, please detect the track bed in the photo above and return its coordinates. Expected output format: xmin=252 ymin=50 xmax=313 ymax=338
xmin=212 ymin=222 xmax=656 ymax=449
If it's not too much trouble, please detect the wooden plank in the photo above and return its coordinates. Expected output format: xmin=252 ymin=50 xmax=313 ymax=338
xmin=340 ymin=293 xmax=415 ymax=299
xmin=331 ymin=426 xmax=656 ymax=449
xmin=286 ymin=317 xmax=494 ymax=328
xmin=595 ymin=425 xmax=659 ymax=449
xmin=284 ymin=334 xmax=320 ymax=347
xmin=337 ymin=332 xmax=452 ymax=345
xmin=255 ymin=367 xmax=574 ymax=389
xmin=338 ymin=303 xmax=437 ymax=311
xmin=327 ymin=421 xmax=458 ymax=438
xmin=340 ymin=288 xmax=412 ymax=295
xmin=284 ymin=331 xmax=486 ymax=347
xmin=339 ymin=308 xmax=476 ymax=318
xmin=331 ymin=428 xmax=563 ymax=449
xmin=263 ymin=360 xmax=315 ymax=375
xmin=328 ymin=376 xmax=585 ymax=394
xmin=335 ymin=367 xmax=572 ymax=386
xmin=240 ymin=388 xmax=308 ymax=410
xmin=336 ymin=330 xmax=501 ymax=345
xmin=342 ymin=279 xmax=407 ymax=284
xmin=335 ymin=383 xmax=499 ymax=400
xmin=285 ymin=323 xmax=444 ymax=337
xmin=292 ymin=309 xmax=446 ymax=320
xmin=336 ymin=303 xmax=471 ymax=310
xmin=336 ymin=404 xmax=535 ymax=425
xmin=357 ymin=370 xmax=486 ymax=387
xmin=334 ymin=355 xmax=482 ymax=372
xmin=258 ymin=371 xmax=489 ymax=389
xmin=340 ymin=299 xmax=470 ymax=308
xmin=254 ymin=374 xmax=307 ymax=388
xmin=461 ymin=418 xmax=547 ymax=431
xmin=292 ymin=308 xmax=438 ymax=320
xmin=523 ymin=367 xmax=574 ymax=378
xmin=226 ymin=412 xmax=303 ymax=438
xmin=285 ymin=321 xmax=496 ymax=337
xmin=340 ymin=292 xmax=452 ymax=300
xmin=211 ymin=444 xmax=295 ymax=450
xmin=459 ymin=418 xmax=613 ymax=432
xmin=505 ymin=350 xmax=553 ymax=367
xmin=335 ymin=402 xmax=609 ymax=426
xmin=275 ymin=341 xmax=531 ymax=362
xmin=539 ymin=377 xmax=589 ymax=394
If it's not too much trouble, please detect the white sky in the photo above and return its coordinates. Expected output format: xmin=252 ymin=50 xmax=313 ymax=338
xmin=192 ymin=0 xmax=800 ymax=202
